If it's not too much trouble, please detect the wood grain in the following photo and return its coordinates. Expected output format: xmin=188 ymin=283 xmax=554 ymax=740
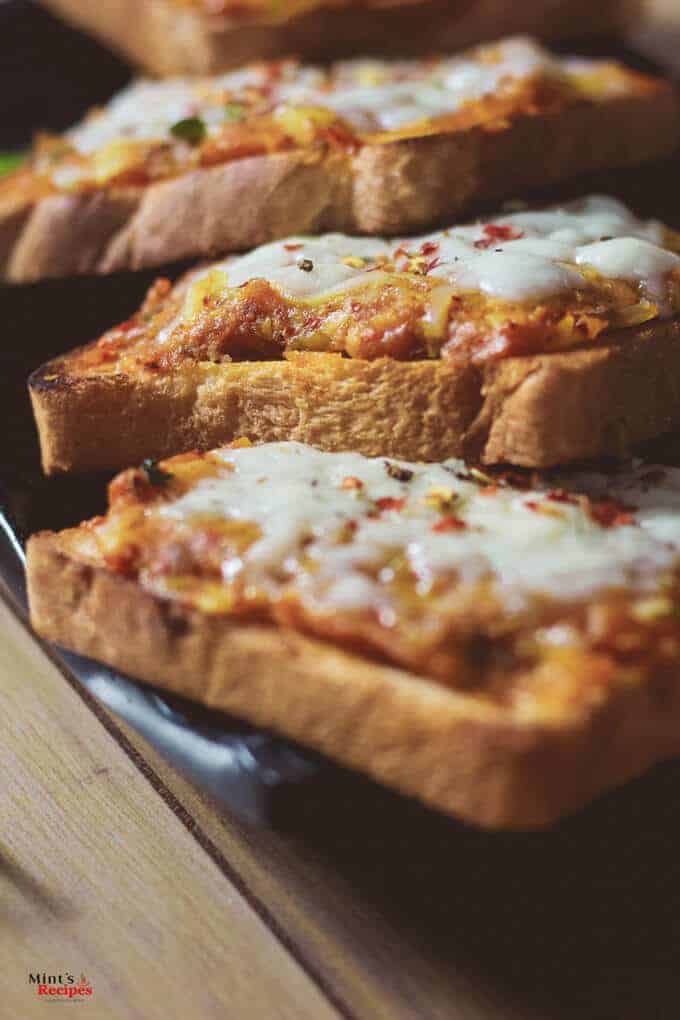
xmin=96 ymin=716 xmax=530 ymax=1020
xmin=0 ymin=596 xmax=341 ymax=1020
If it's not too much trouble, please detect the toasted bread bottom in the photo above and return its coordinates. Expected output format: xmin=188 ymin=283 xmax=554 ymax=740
xmin=39 ymin=0 xmax=630 ymax=77
xmin=29 ymin=321 xmax=680 ymax=474
xmin=26 ymin=530 xmax=680 ymax=829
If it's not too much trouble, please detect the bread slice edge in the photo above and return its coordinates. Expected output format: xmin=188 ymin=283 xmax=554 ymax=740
xmin=28 ymin=321 xmax=680 ymax=474
xmin=26 ymin=529 xmax=680 ymax=828
xmin=38 ymin=0 xmax=632 ymax=77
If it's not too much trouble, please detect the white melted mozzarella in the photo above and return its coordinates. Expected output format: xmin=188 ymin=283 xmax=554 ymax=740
xmin=424 ymin=195 xmax=672 ymax=301
xmin=433 ymin=249 xmax=584 ymax=302
xmin=68 ymin=67 xmax=273 ymax=154
xmin=574 ymin=238 xmax=680 ymax=302
xmin=156 ymin=443 xmax=680 ymax=611
xmin=317 ymin=36 xmax=557 ymax=130
xmin=187 ymin=196 xmax=677 ymax=309
xmin=68 ymin=37 xmax=573 ymax=153
xmin=218 ymin=235 xmax=390 ymax=298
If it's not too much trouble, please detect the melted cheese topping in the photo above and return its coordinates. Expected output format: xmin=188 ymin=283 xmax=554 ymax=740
xmin=148 ymin=443 xmax=680 ymax=613
xmin=186 ymin=196 xmax=675 ymax=309
xmin=66 ymin=38 xmax=580 ymax=154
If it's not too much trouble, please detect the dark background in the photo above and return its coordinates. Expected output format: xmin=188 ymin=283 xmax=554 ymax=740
xmin=0 ymin=0 xmax=130 ymax=149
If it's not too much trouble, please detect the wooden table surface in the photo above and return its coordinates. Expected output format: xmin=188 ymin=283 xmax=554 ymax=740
xmin=2 ymin=580 xmax=534 ymax=1020
xmin=0 ymin=595 xmax=346 ymax=1020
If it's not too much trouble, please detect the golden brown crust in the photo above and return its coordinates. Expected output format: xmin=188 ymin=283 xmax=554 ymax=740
xmin=468 ymin=320 xmax=680 ymax=465
xmin=29 ymin=321 xmax=680 ymax=473
xmin=26 ymin=528 xmax=680 ymax=828
xmin=4 ymin=189 xmax=142 ymax=283
xmin=5 ymin=85 xmax=678 ymax=282
xmin=29 ymin=354 xmax=481 ymax=472
xmin=38 ymin=0 xmax=631 ymax=77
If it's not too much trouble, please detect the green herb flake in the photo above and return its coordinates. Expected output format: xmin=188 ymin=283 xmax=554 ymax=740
xmin=224 ymin=103 xmax=246 ymax=122
xmin=384 ymin=462 xmax=414 ymax=483
xmin=141 ymin=458 xmax=174 ymax=487
xmin=0 ymin=152 xmax=25 ymax=176
xmin=170 ymin=116 xmax=207 ymax=145
xmin=469 ymin=467 xmax=496 ymax=486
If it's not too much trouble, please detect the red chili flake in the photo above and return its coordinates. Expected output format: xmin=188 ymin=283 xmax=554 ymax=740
xmin=420 ymin=241 xmax=440 ymax=255
xmin=284 ymin=243 xmax=303 ymax=251
xmin=118 ymin=317 xmax=138 ymax=333
xmin=264 ymin=60 xmax=286 ymax=82
xmin=104 ymin=545 xmax=140 ymax=577
xmin=375 ymin=496 xmax=406 ymax=512
xmin=341 ymin=476 xmax=363 ymax=490
xmin=433 ymin=515 xmax=467 ymax=532
xmin=589 ymin=500 xmax=637 ymax=528
xmin=479 ymin=485 xmax=500 ymax=496
xmin=218 ymin=2 xmax=253 ymax=16
xmin=425 ymin=257 xmax=442 ymax=272
xmin=546 ymin=488 xmax=579 ymax=505
xmin=319 ymin=124 xmax=361 ymax=153
xmin=524 ymin=500 xmax=541 ymax=513
xmin=473 ymin=223 xmax=524 ymax=250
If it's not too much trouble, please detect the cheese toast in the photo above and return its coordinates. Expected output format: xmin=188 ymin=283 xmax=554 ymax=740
xmin=27 ymin=441 xmax=680 ymax=828
xmin=3 ymin=38 xmax=677 ymax=281
xmin=29 ymin=196 xmax=680 ymax=473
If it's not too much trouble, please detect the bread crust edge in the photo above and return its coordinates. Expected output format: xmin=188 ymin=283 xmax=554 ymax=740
xmin=28 ymin=322 xmax=680 ymax=474
xmin=26 ymin=529 xmax=680 ymax=829
xmin=38 ymin=0 xmax=631 ymax=77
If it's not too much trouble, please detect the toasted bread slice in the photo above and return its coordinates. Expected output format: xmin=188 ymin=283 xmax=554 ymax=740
xmin=29 ymin=196 xmax=680 ymax=473
xmin=26 ymin=442 xmax=680 ymax=828
xmin=4 ymin=38 xmax=678 ymax=282
xmin=38 ymin=0 xmax=631 ymax=77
